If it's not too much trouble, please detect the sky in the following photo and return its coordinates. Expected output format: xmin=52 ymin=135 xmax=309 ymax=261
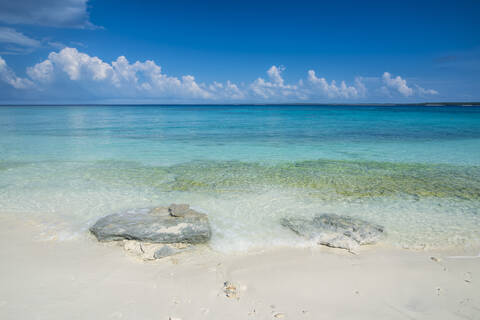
xmin=0 ymin=0 xmax=479 ymax=104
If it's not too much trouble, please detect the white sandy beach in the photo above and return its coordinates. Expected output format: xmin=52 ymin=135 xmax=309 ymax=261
xmin=0 ymin=215 xmax=478 ymax=320
xmin=1 ymin=0 xmax=480 ymax=318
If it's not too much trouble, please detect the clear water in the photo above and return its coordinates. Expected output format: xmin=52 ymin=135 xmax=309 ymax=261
xmin=1 ymin=105 xmax=479 ymax=251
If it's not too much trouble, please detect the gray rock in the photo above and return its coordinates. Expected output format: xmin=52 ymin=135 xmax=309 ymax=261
xmin=168 ymin=203 xmax=198 ymax=217
xmin=281 ymin=213 xmax=384 ymax=251
xmin=122 ymin=240 xmax=184 ymax=260
xmin=90 ymin=204 xmax=211 ymax=244
xmin=153 ymin=245 xmax=178 ymax=259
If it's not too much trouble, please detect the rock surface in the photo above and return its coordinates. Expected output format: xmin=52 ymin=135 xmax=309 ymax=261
xmin=90 ymin=204 xmax=211 ymax=244
xmin=123 ymin=240 xmax=184 ymax=260
xmin=281 ymin=213 xmax=384 ymax=251
xmin=153 ymin=245 xmax=178 ymax=259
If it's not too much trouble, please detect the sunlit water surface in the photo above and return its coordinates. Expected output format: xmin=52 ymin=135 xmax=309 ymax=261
xmin=1 ymin=105 xmax=479 ymax=251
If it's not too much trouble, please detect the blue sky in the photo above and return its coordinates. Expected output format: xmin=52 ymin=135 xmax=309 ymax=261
xmin=0 ymin=0 xmax=479 ymax=103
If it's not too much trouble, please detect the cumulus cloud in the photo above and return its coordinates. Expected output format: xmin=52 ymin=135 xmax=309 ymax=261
xmin=26 ymin=60 xmax=54 ymax=83
xmin=307 ymin=70 xmax=365 ymax=99
xmin=108 ymin=55 xmax=212 ymax=99
xmin=24 ymin=47 xmax=213 ymax=100
xmin=0 ymin=56 xmax=33 ymax=88
xmin=382 ymin=72 xmax=413 ymax=96
xmin=0 ymin=0 xmax=95 ymax=28
xmin=250 ymin=66 xmax=302 ymax=99
xmin=381 ymin=72 xmax=437 ymax=97
xmin=48 ymin=47 xmax=112 ymax=81
xmin=0 ymin=47 xmax=440 ymax=102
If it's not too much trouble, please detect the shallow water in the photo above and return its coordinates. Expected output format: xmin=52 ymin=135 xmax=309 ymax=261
xmin=0 ymin=105 xmax=479 ymax=251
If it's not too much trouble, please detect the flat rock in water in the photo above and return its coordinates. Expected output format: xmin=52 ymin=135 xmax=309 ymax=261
xmin=90 ymin=204 xmax=211 ymax=244
xmin=281 ymin=213 xmax=384 ymax=251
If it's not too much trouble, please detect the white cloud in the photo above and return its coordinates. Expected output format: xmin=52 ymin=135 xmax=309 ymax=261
xmin=0 ymin=27 xmax=40 ymax=48
xmin=0 ymin=48 xmax=440 ymax=102
xmin=110 ymin=56 xmax=137 ymax=86
xmin=382 ymin=72 xmax=438 ymax=97
xmin=307 ymin=70 xmax=364 ymax=99
xmin=208 ymin=81 xmax=245 ymax=100
xmin=250 ymin=66 xmax=302 ymax=99
xmin=415 ymin=84 xmax=438 ymax=96
xmin=0 ymin=28 xmax=70 ymax=55
xmin=27 ymin=47 xmax=213 ymax=100
xmin=267 ymin=65 xmax=285 ymax=86
xmin=27 ymin=60 xmax=54 ymax=83
xmin=354 ymin=77 xmax=367 ymax=97
xmin=0 ymin=56 xmax=33 ymax=88
xmin=109 ymin=55 xmax=212 ymax=99
xmin=0 ymin=0 xmax=94 ymax=28
xmin=382 ymin=72 xmax=413 ymax=96
xmin=48 ymin=47 xmax=112 ymax=81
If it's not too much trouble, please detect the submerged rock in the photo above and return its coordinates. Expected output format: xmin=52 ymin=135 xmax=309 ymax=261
xmin=281 ymin=213 xmax=384 ymax=251
xmin=90 ymin=204 xmax=211 ymax=244
xmin=168 ymin=203 xmax=198 ymax=217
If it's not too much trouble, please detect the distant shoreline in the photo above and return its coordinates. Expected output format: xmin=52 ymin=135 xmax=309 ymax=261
xmin=1 ymin=102 xmax=480 ymax=107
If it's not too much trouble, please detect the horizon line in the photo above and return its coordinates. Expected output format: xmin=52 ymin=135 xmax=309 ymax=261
xmin=0 ymin=102 xmax=479 ymax=107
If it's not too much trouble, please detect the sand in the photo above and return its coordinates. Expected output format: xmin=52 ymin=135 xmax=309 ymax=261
xmin=0 ymin=215 xmax=478 ymax=320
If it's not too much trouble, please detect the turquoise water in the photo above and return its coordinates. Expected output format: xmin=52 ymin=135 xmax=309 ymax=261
xmin=1 ymin=105 xmax=479 ymax=251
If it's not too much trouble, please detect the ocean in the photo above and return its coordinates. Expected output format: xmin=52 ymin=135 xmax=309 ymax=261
xmin=1 ymin=105 xmax=479 ymax=251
